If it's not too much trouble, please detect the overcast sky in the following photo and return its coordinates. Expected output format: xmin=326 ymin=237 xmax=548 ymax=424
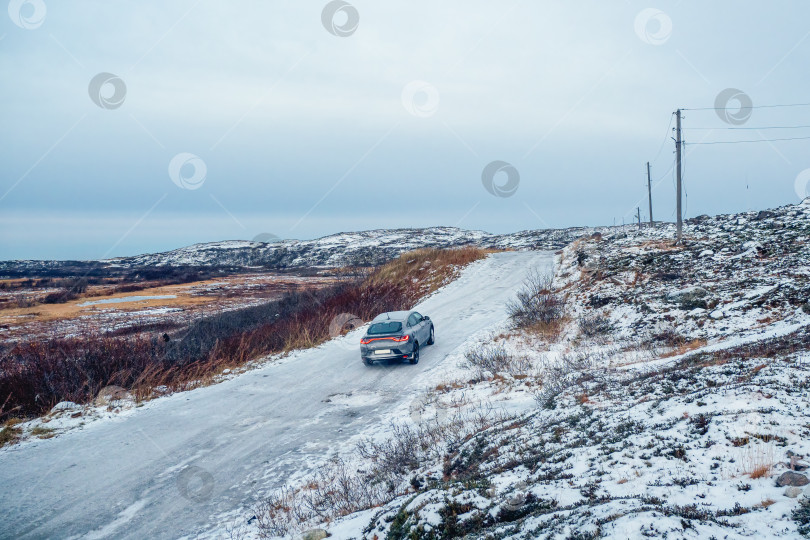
xmin=2 ymin=1 xmax=810 ymax=260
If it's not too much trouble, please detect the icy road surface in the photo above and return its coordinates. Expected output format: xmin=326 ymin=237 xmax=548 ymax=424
xmin=0 ymin=251 xmax=554 ymax=539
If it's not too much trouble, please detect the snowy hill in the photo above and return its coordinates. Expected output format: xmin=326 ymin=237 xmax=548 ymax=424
xmin=3 ymin=203 xmax=810 ymax=539
xmin=0 ymin=226 xmax=592 ymax=274
xmin=106 ymin=226 xmax=589 ymax=269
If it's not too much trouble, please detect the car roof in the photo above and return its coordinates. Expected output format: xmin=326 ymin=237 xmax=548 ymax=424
xmin=371 ymin=311 xmax=412 ymax=322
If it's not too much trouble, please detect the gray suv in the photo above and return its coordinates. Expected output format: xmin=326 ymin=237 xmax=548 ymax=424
xmin=360 ymin=310 xmax=435 ymax=366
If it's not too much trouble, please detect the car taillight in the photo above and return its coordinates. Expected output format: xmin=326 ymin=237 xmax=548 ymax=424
xmin=361 ymin=335 xmax=409 ymax=344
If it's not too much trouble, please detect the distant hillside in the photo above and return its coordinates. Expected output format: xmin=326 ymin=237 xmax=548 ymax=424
xmin=0 ymin=226 xmax=595 ymax=276
xmin=3 ymin=203 xmax=803 ymax=275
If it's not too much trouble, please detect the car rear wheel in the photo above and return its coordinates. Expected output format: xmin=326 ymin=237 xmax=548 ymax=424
xmin=409 ymin=342 xmax=420 ymax=364
xmin=427 ymin=326 xmax=435 ymax=345
xmin=363 ymin=357 xmax=373 ymax=366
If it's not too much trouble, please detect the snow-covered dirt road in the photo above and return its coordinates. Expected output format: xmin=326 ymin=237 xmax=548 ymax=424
xmin=0 ymin=251 xmax=553 ymax=540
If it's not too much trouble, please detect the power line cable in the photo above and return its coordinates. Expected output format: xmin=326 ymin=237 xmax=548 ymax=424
xmin=652 ymin=112 xmax=675 ymax=162
xmin=687 ymin=125 xmax=810 ymax=130
xmin=622 ymin=156 xmax=675 ymax=220
xmin=687 ymin=135 xmax=810 ymax=145
xmin=682 ymin=102 xmax=810 ymax=111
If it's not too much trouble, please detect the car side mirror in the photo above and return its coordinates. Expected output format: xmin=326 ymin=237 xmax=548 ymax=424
xmin=423 ymin=316 xmax=430 ymax=321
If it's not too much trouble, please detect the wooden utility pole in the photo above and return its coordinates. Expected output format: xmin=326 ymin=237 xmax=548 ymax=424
xmin=637 ymin=207 xmax=642 ymax=230
xmin=675 ymin=110 xmax=683 ymax=244
xmin=646 ymin=161 xmax=653 ymax=226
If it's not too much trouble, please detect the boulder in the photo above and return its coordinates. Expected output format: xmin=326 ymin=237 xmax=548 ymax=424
xmin=776 ymin=471 xmax=809 ymax=487
xmin=665 ymin=286 xmax=715 ymax=310
xmin=786 ymin=486 xmax=803 ymax=498
xmin=299 ymin=530 xmax=329 ymax=540
xmin=754 ymin=210 xmax=776 ymax=220
xmin=50 ymin=401 xmax=80 ymax=414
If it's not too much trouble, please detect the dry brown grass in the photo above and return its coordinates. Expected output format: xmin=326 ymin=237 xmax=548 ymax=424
xmin=523 ymin=316 xmax=568 ymax=342
xmin=282 ymin=324 xmax=320 ymax=352
xmin=738 ymin=442 xmax=774 ymax=480
xmin=0 ymin=425 xmax=21 ymax=448
xmin=367 ymin=246 xmax=490 ymax=303
xmin=435 ymin=381 xmax=466 ymax=393
xmin=749 ymin=464 xmax=772 ymax=479
xmin=634 ymin=239 xmax=685 ymax=252
xmin=30 ymin=426 xmax=55 ymax=439
xmin=661 ymin=338 xmax=708 ymax=358
xmin=754 ymin=498 xmax=776 ymax=509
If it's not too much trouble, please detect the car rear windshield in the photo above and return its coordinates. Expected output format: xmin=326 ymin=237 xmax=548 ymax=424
xmin=367 ymin=321 xmax=402 ymax=335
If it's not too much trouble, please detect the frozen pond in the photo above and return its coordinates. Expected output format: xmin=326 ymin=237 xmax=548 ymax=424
xmin=78 ymin=295 xmax=177 ymax=307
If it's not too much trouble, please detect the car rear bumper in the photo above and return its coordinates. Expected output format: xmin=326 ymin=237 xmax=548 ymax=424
xmin=361 ymin=343 xmax=414 ymax=362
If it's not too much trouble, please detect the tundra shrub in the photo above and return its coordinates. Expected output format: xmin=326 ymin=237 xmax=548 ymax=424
xmin=464 ymin=343 xmax=531 ymax=378
xmin=506 ymin=271 xmax=566 ymax=329
xmin=577 ymin=313 xmax=613 ymax=338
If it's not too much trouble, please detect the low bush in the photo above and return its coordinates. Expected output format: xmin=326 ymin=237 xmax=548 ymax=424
xmin=793 ymin=497 xmax=810 ymax=537
xmin=41 ymin=288 xmax=80 ymax=304
xmin=464 ymin=343 xmax=531 ymax=378
xmin=653 ymin=326 xmax=688 ymax=348
xmin=105 ymin=321 xmax=184 ymax=337
xmin=534 ymin=352 xmax=596 ymax=409
xmin=578 ymin=312 xmax=613 ymax=338
xmin=14 ymin=296 xmax=36 ymax=309
xmin=506 ymin=270 xmax=566 ymax=330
